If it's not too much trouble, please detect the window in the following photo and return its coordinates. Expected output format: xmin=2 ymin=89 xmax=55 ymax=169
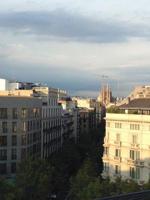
xmin=130 ymin=124 xmax=140 ymax=130
xmin=116 ymin=134 xmax=120 ymax=142
xmin=0 ymin=163 xmax=7 ymax=174
xmin=0 ymin=136 xmax=7 ymax=146
xmin=12 ymin=122 xmax=17 ymax=133
xmin=115 ymin=149 xmax=121 ymax=157
xmin=21 ymin=135 xmax=27 ymax=145
xmin=11 ymin=149 xmax=17 ymax=160
xmin=115 ymin=123 xmax=122 ymax=129
xmin=12 ymin=108 xmax=18 ymax=119
xmin=130 ymin=167 xmax=140 ymax=179
xmin=115 ymin=165 xmax=120 ymax=174
xmin=22 ymin=108 xmax=27 ymax=118
xmin=22 ymin=122 xmax=27 ymax=132
xmin=0 ymin=108 xmax=7 ymax=119
xmin=104 ymin=162 xmax=109 ymax=172
xmin=2 ymin=122 xmax=7 ymax=133
xmin=33 ymin=133 xmax=36 ymax=142
xmin=132 ymin=135 xmax=138 ymax=144
xmin=21 ymin=148 xmax=26 ymax=160
xmin=130 ymin=150 xmax=140 ymax=160
xmin=12 ymin=135 xmax=17 ymax=146
xmin=0 ymin=149 xmax=7 ymax=160
xmin=11 ymin=163 xmax=16 ymax=174
xmin=33 ymin=108 xmax=39 ymax=117
xmin=104 ymin=147 xmax=109 ymax=155
xmin=107 ymin=122 xmax=110 ymax=127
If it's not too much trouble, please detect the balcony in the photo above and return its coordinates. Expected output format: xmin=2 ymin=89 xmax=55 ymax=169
xmin=114 ymin=156 xmax=122 ymax=162
xmin=102 ymin=171 xmax=109 ymax=178
xmin=103 ymin=154 xmax=109 ymax=161
xmin=131 ymin=144 xmax=140 ymax=149
xmin=114 ymin=141 xmax=122 ymax=146
xmin=127 ymin=159 xmax=136 ymax=165
xmin=135 ymin=160 xmax=144 ymax=167
xmin=127 ymin=159 xmax=144 ymax=167
xmin=103 ymin=138 xmax=110 ymax=147
xmin=113 ymin=173 xmax=121 ymax=178
xmin=103 ymin=143 xmax=110 ymax=147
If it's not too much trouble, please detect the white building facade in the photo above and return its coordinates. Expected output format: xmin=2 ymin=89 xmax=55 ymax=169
xmin=0 ymin=96 xmax=42 ymax=177
xmin=102 ymin=99 xmax=150 ymax=184
xmin=0 ymin=79 xmax=20 ymax=91
xmin=32 ymin=87 xmax=62 ymax=158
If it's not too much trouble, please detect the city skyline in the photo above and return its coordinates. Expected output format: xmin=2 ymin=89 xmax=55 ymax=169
xmin=0 ymin=0 xmax=150 ymax=97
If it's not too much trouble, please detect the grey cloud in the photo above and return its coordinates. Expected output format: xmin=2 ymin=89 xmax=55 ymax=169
xmin=99 ymin=66 xmax=150 ymax=96
xmin=0 ymin=10 xmax=148 ymax=43
xmin=1 ymin=57 xmax=150 ymax=97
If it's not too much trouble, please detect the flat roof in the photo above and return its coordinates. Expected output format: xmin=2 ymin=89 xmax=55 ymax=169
xmin=0 ymin=96 xmax=42 ymax=107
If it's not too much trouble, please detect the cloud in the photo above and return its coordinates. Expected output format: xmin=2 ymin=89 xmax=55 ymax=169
xmin=1 ymin=56 xmax=150 ymax=97
xmin=0 ymin=8 xmax=150 ymax=97
xmin=0 ymin=10 xmax=149 ymax=43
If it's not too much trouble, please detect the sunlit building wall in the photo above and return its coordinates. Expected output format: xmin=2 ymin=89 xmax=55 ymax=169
xmin=102 ymin=99 xmax=150 ymax=184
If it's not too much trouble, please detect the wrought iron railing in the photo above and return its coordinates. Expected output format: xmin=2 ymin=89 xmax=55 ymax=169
xmin=95 ymin=190 xmax=150 ymax=200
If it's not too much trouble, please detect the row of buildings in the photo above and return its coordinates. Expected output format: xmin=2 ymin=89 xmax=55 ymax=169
xmin=0 ymin=78 xmax=101 ymax=177
xmin=102 ymin=86 xmax=150 ymax=184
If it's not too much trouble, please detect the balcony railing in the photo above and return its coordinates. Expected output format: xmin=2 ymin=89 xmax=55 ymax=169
xmin=135 ymin=160 xmax=144 ymax=167
xmin=103 ymin=154 xmax=109 ymax=160
xmin=114 ymin=141 xmax=122 ymax=146
xmin=131 ymin=144 xmax=140 ymax=148
xmin=127 ymin=159 xmax=144 ymax=167
xmin=127 ymin=159 xmax=136 ymax=165
xmin=114 ymin=156 xmax=122 ymax=162
xmin=95 ymin=190 xmax=150 ymax=200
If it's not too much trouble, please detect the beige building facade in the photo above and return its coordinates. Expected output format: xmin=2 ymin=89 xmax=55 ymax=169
xmin=102 ymin=99 xmax=150 ymax=184
xmin=72 ymin=97 xmax=96 ymax=109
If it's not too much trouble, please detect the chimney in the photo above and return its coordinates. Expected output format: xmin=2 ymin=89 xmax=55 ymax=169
xmin=127 ymin=97 xmax=130 ymax=104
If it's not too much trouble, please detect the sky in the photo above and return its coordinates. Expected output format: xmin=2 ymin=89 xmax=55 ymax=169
xmin=0 ymin=0 xmax=150 ymax=97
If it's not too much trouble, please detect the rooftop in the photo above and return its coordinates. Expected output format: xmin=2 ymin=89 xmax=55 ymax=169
xmin=120 ymin=98 xmax=150 ymax=110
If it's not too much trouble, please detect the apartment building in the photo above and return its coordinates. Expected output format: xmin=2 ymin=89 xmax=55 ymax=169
xmin=129 ymin=86 xmax=150 ymax=99
xmin=59 ymin=97 xmax=78 ymax=143
xmin=0 ymin=86 xmax=63 ymax=158
xmin=73 ymin=97 xmax=101 ymax=129
xmin=78 ymin=108 xmax=97 ymax=135
xmin=31 ymin=87 xmax=63 ymax=158
xmin=102 ymin=98 xmax=150 ymax=184
xmin=72 ymin=97 xmax=96 ymax=109
xmin=0 ymin=96 xmax=42 ymax=176
xmin=0 ymin=78 xmax=20 ymax=91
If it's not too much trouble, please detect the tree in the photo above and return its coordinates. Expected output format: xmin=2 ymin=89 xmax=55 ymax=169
xmin=50 ymin=139 xmax=81 ymax=196
xmin=70 ymin=158 xmax=98 ymax=200
xmin=0 ymin=177 xmax=16 ymax=200
xmin=16 ymin=158 xmax=54 ymax=200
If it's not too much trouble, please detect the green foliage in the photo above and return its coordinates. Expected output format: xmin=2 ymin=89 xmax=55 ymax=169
xmin=70 ymin=165 xmax=141 ymax=200
xmin=107 ymin=106 xmax=124 ymax=113
xmin=0 ymin=177 xmax=16 ymax=200
xmin=70 ymin=158 xmax=101 ymax=200
xmin=128 ymin=110 xmax=139 ymax=114
xmin=50 ymin=139 xmax=81 ymax=195
xmin=0 ymin=122 xmax=143 ymax=200
xmin=16 ymin=158 xmax=54 ymax=200
xmin=142 ymin=179 xmax=150 ymax=190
